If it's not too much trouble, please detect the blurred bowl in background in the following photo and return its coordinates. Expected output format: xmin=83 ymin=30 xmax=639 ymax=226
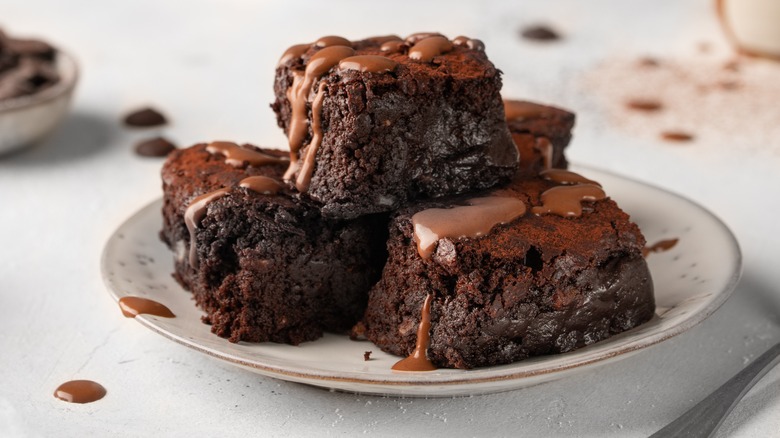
xmin=0 ymin=49 xmax=78 ymax=156
xmin=717 ymin=0 xmax=780 ymax=60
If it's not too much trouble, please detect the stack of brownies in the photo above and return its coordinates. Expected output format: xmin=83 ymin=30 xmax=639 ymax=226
xmin=160 ymin=33 xmax=654 ymax=370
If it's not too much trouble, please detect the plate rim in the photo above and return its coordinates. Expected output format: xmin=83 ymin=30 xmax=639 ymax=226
xmin=101 ymin=164 xmax=743 ymax=392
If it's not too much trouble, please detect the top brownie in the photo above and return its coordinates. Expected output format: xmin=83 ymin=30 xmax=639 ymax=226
xmin=272 ymin=33 xmax=518 ymax=219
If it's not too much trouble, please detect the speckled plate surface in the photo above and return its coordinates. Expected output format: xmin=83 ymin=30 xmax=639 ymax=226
xmin=100 ymin=166 xmax=741 ymax=397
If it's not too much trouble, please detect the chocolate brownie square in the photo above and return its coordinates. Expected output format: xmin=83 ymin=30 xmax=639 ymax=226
xmin=160 ymin=142 xmax=385 ymax=344
xmin=359 ymin=171 xmax=654 ymax=369
xmin=272 ymin=34 xmax=518 ymax=219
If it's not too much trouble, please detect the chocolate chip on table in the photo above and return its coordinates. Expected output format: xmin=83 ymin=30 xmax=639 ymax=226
xmin=123 ymin=107 xmax=168 ymax=127
xmin=625 ymin=98 xmax=664 ymax=112
xmin=660 ymin=131 xmax=695 ymax=143
xmin=519 ymin=25 xmax=561 ymax=42
xmin=134 ymin=136 xmax=176 ymax=157
xmin=363 ymin=351 xmax=372 ymax=361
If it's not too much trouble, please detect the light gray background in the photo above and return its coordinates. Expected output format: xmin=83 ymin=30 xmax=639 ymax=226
xmin=1 ymin=0 xmax=779 ymax=436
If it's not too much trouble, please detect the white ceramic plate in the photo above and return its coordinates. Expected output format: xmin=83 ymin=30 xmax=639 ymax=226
xmin=101 ymin=166 xmax=741 ymax=397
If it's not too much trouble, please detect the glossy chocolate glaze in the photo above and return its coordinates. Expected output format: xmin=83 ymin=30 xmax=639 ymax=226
xmin=184 ymin=188 xmax=229 ymax=267
xmin=540 ymin=169 xmax=601 ymax=186
xmin=531 ymin=184 xmax=607 ymax=217
xmin=412 ymin=197 xmax=527 ymax=259
xmin=53 ymin=380 xmax=106 ymax=404
xmin=392 ymin=294 xmax=437 ymax=372
xmin=408 ymin=36 xmax=453 ymax=62
xmin=206 ymin=141 xmax=288 ymax=167
xmin=278 ymin=43 xmax=310 ymax=67
xmin=239 ymin=176 xmax=283 ymax=195
xmin=119 ymin=296 xmax=175 ymax=318
xmin=452 ymin=35 xmax=485 ymax=51
xmin=338 ymin=55 xmax=398 ymax=73
xmin=314 ymin=35 xmax=352 ymax=48
xmin=404 ymin=32 xmax=444 ymax=44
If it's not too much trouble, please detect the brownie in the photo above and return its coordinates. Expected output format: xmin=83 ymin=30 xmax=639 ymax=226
xmin=160 ymin=142 xmax=385 ymax=344
xmin=504 ymin=99 xmax=575 ymax=174
xmin=0 ymin=28 xmax=59 ymax=100
xmin=271 ymin=34 xmax=518 ymax=219
xmin=359 ymin=171 xmax=654 ymax=369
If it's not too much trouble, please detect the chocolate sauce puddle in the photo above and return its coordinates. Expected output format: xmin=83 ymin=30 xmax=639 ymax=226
xmin=118 ymin=296 xmax=175 ymax=318
xmin=643 ymin=238 xmax=679 ymax=257
xmin=53 ymin=380 xmax=106 ymax=404
xmin=392 ymin=294 xmax=437 ymax=372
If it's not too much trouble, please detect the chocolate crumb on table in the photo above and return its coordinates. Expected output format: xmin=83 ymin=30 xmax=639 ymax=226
xmin=134 ymin=136 xmax=177 ymax=157
xmin=363 ymin=351 xmax=372 ymax=361
xmin=519 ymin=25 xmax=561 ymax=42
xmin=123 ymin=107 xmax=167 ymax=127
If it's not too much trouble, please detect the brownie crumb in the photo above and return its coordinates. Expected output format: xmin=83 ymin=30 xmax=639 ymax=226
xmin=363 ymin=351 xmax=372 ymax=361
xmin=723 ymin=60 xmax=740 ymax=72
xmin=123 ymin=107 xmax=167 ymax=127
xmin=625 ymin=98 xmax=663 ymax=112
xmin=135 ymin=136 xmax=176 ymax=157
xmin=660 ymin=131 xmax=695 ymax=142
xmin=519 ymin=25 xmax=561 ymax=42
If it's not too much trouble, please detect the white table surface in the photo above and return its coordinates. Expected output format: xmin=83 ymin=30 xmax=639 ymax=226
xmin=2 ymin=0 xmax=780 ymax=436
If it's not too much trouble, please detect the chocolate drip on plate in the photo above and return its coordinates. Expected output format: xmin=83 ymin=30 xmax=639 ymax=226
xmin=118 ymin=296 xmax=175 ymax=318
xmin=643 ymin=238 xmax=679 ymax=257
xmin=540 ymin=169 xmax=601 ymax=187
xmin=392 ymin=294 xmax=437 ymax=372
xmin=184 ymin=188 xmax=229 ymax=267
xmin=338 ymin=55 xmax=398 ymax=73
xmin=239 ymin=176 xmax=283 ymax=195
xmin=206 ymin=141 xmax=288 ymax=167
xmin=531 ymin=184 xmax=606 ymax=217
xmin=408 ymin=36 xmax=453 ymax=62
xmin=54 ymin=380 xmax=106 ymax=404
xmin=284 ymin=45 xmax=356 ymax=183
xmin=412 ymin=196 xmax=527 ymax=259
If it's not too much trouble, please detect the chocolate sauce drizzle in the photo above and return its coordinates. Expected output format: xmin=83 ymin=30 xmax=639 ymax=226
xmin=531 ymin=184 xmax=606 ymax=217
xmin=54 ymin=380 xmax=106 ymax=404
xmin=314 ymin=35 xmax=352 ymax=48
xmin=380 ymin=40 xmax=406 ymax=53
xmin=405 ymin=32 xmax=444 ymax=44
xmin=338 ymin=55 xmax=398 ymax=73
xmin=284 ymin=45 xmax=356 ymax=183
xmin=412 ymin=197 xmax=527 ymax=259
xmin=408 ymin=36 xmax=453 ymax=62
xmin=540 ymin=169 xmax=602 ymax=187
xmin=119 ymin=296 xmax=175 ymax=318
xmin=184 ymin=188 xmax=229 ymax=267
xmin=643 ymin=238 xmax=679 ymax=257
xmin=239 ymin=176 xmax=283 ymax=195
xmin=206 ymin=141 xmax=288 ymax=167
xmin=452 ymin=35 xmax=485 ymax=51
xmin=392 ymin=294 xmax=437 ymax=372
xmin=278 ymin=44 xmax=309 ymax=66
